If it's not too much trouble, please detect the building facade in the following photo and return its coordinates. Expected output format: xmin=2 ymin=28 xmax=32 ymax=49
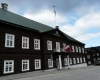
xmin=0 ymin=3 xmax=87 ymax=76
xmin=85 ymin=46 xmax=100 ymax=65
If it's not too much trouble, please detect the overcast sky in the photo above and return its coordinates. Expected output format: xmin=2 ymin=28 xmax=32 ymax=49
xmin=1 ymin=0 xmax=100 ymax=48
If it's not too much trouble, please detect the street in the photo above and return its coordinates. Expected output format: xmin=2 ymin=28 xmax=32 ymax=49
xmin=0 ymin=66 xmax=100 ymax=80
xmin=13 ymin=66 xmax=100 ymax=80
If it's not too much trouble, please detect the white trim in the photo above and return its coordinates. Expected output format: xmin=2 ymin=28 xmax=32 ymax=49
xmin=82 ymin=47 xmax=84 ymax=53
xmin=80 ymin=57 xmax=82 ymax=63
xmin=22 ymin=36 xmax=29 ymax=49
xmin=77 ymin=58 xmax=79 ymax=63
xmin=73 ymin=58 xmax=76 ymax=64
xmin=75 ymin=46 xmax=78 ymax=52
xmin=47 ymin=40 xmax=52 ymax=50
xmin=22 ymin=60 xmax=29 ymax=71
xmin=63 ymin=43 xmax=66 ymax=49
xmin=88 ymin=61 xmax=91 ymax=64
xmin=64 ymin=58 xmax=67 ymax=65
xmin=72 ymin=46 xmax=75 ymax=52
xmin=35 ymin=59 xmax=41 ymax=69
xmin=97 ymin=53 xmax=99 ymax=56
xmin=4 ymin=60 xmax=14 ymax=74
xmin=79 ymin=47 xmax=81 ymax=53
xmin=48 ymin=59 xmax=53 ymax=68
xmin=84 ymin=57 xmax=86 ymax=62
xmin=56 ymin=42 xmax=60 ymax=52
xmin=34 ymin=39 xmax=40 ymax=50
xmin=5 ymin=33 xmax=15 ymax=48
xmin=70 ymin=58 xmax=72 ymax=64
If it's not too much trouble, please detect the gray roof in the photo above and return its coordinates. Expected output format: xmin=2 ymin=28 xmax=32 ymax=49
xmin=63 ymin=32 xmax=84 ymax=44
xmin=0 ymin=8 xmax=84 ymax=44
xmin=0 ymin=8 xmax=53 ymax=32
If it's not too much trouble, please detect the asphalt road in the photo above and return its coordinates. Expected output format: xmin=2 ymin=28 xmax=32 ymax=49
xmin=13 ymin=66 xmax=100 ymax=80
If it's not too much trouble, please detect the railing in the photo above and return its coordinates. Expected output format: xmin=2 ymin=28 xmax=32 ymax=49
xmin=53 ymin=48 xmax=67 ymax=52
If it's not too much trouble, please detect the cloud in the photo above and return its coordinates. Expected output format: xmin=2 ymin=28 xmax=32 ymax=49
xmin=76 ymin=33 xmax=100 ymax=42
xmin=60 ymin=11 xmax=100 ymax=39
xmin=23 ymin=9 xmax=68 ymax=28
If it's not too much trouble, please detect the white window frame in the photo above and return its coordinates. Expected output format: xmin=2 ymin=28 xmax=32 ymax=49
xmin=22 ymin=60 xmax=29 ymax=71
xmin=35 ymin=59 xmax=41 ymax=70
xmin=63 ymin=43 xmax=66 ymax=49
xmin=80 ymin=57 xmax=82 ymax=63
xmin=87 ymin=55 xmax=90 ymax=59
xmin=70 ymin=58 xmax=72 ymax=64
xmin=98 ymin=58 xmax=100 ymax=60
xmin=97 ymin=53 xmax=99 ymax=56
xmin=22 ymin=36 xmax=29 ymax=49
xmin=73 ymin=58 xmax=76 ymax=64
xmin=72 ymin=46 xmax=75 ymax=52
xmin=47 ymin=40 xmax=52 ymax=50
xmin=77 ymin=58 xmax=79 ymax=63
xmin=34 ymin=39 xmax=40 ymax=50
xmin=84 ymin=57 xmax=86 ymax=62
xmin=75 ymin=46 xmax=78 ymax=52
xmin=48 ymin=59 xmax=53 ymax=68
xmin=4 ymin=60 xmax=14 ymax=74
xmin=88 ymin=61 xmax=91 ymax=64
xmin=79 ymin=47 xmax=81 ymax=53
xmin=5 ymin=33 xmax=15 ymax=48
xmin=64 ymin=58 xmax=67 ymax=65
xmin=56 ymin=42 xmax=60 ymax=52
xmin=82 ymin=47 xmax=84 ymax=53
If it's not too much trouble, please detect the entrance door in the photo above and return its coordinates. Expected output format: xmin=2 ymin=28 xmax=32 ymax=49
xmin=56 ymin=59 xmax=60 ymax=69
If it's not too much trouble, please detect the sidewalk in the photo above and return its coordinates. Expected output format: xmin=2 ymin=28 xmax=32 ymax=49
xmin=0 ymin=66 xmax=94 ymax=80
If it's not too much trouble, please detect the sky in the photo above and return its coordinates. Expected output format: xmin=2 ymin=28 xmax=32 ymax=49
xmin=1 ymin=0 xmax=100 ymax=48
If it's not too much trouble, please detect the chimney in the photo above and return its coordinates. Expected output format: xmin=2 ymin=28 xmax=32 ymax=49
xmin=55 ymin=26 xmax=59 ymax=29
xmin=1 ymin=3 xmax=8 ymax=11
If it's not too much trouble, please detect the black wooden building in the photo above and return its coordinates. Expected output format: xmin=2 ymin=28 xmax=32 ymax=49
xmin=0 ymin=3 xmax=87 ymax=76
xmin=85 ymin=46 xmax=100 ymax=65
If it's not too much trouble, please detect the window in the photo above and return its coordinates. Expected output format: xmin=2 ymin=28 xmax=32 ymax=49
xmin=63 ymin=43 xmax=66 ymax=49
xmin=34 ymin=39 xmax=40 ymax=50
xmin=79 ymin=47 xmax=81 ymax=53
xmin=48 ymin=59 xmax=53 ymax=68
xmin=80 ymin=58 xmax=82 ymax=63
xmin=47 ymin=40 xmax=52 ymax=50
xmin=4 ymin=60 xmax=14 ymax=74
xmin=73 ymin=58 xmax=76 ymax=64
xmin=64 ymin=58 xmax=67 ymax=65
xmin=93 ymin=54 xmax=95 ymax=56
xmin=77 ymin=58 xmax=79 ymax=63
xmin=5 ymin=33 xmax=15 ymax=47
xmin=56 ymin=31 xmax=58 ymax=34
xmin=88 ymin=61 xmax=91 ymax=64
xmin=56 ymin=42 xmax=60 ymax=52
xmin=98 ymin=58 xmax=100 ymax=60
xmin=22 ymin=36 xmax=29 ymax=49
xmin=84 ymin=57 xmax=86 ymax=62
xmin=82 ymin=48 xmax=84 ymax=53
xmin=22 ymin=60 xmax=29 ymax=71
xmin=35 ymin=59 xmax=41 ymax=69
xmin=97 ymin=53 xmax=99 ymax=56
xmin=72 ymin=46 xmax=75 ymax=52
xmin=70 ymin=58 xmax=72 ymax=64
xmin=87 ymin=55 xmax=90 ymax=59
xmin=75 ymin=46 xmax=78 ymax=52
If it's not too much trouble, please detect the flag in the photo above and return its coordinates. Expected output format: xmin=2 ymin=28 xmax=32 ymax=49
xmin=64 ymin=45 xmax=73 ymax=52
xmin=53 ymin=6 xmax=56 ymax=16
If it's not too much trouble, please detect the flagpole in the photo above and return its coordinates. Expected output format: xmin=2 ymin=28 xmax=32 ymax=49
xmin=53 ymin=6 xmax=56 ymax=27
